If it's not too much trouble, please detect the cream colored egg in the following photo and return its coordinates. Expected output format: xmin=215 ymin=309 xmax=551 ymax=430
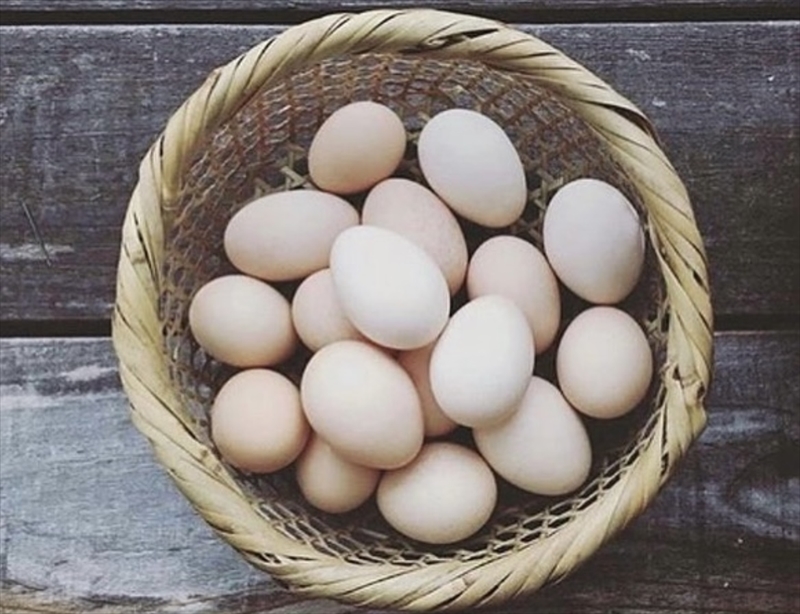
xmin=188 ymin=275 xmax=297 ymax=367
xmin=557 ymin=306 xmax=653 ymax=419
xmin=467 ymin=236 xmax=561 ymax=353
xmin=295 ymin=434 xmax=380 ymax=514
xmin=543 ymin=178 xmax=645 ymax=303
xmin=430 ymin=295 xmax=534 ymax=428
xmin=300 ymin=340 xmax=424 ymax=469
xmin=308 ymin=101 xmax=407 ymax=194
xmin=376 ymin=442 xmax=497 ymax=544
xmin=330 ymin=226 xmax=450 ymax=350
xmin=211 ymin=369 xmax=309 ymax=473
xmin=418 ymin=109 xmax=526 ymax=228
xmin=397 ymin=343 xmax=458 ymax=438
xmin=224 ymin=190 xmax=358 ymax=282
xmin=474 ymin=377 xmax=592 ymax=496
xmin=291 ymin=269 xmax=364 ymax=352
xmin=362 ymin=178 xmax=468 ymax=294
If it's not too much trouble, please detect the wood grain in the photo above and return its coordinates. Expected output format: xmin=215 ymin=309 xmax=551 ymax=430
xmin=0 ymin=22 xmax=798 ymax=323
xmin=0 ymin=0 xmax=796 ymax=15
xmin=1 ymin=332 xmax=798 ymax=613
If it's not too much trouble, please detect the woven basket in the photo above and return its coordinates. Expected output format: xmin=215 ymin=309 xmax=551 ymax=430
xmin=112 ymin=9 xmax=713 ymax=611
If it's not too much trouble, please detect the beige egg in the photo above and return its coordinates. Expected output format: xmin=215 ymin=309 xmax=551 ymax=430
xmin=543 ymin=178 xmax=645 ymax=304
xmin=330 ymin=226 xmax=450 ymax=350
xmin=300 ymin=340 xmax=424 ymax=469
xmin=362 ymin=178 xmax=468 ymax=294
xmin=188 ymin=275 xmax=297 ymax=367
xmin=308 ymin=101 xmax=407 ymax=194
xmin=467 ymin=236 xmax=561 ymax=353
xmin=291 ymin=269 xmax=364 ymax=352
xmin=211 ymin=369 xmax=309 ymax=473
xmin=376 ymin=442 xmax=497 ymax=544
xmin=418 ymin=109 xmax=526 ymax=228
xmin=295 ymin=434 xmax=380 ymax=514
xmin=430 ymin=295 xmax=534 ymax=428
xmin=474 ymin=377 xmax=592 ymax=496
xmin=397 ymin=343 xmax=458 ymax=438
xmin=224 ymin=190 xmax=358 ymax=282
xmin=557 ymin=306 xmax=653 ymax=419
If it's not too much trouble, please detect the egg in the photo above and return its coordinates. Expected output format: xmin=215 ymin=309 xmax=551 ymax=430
xmin=188 ymin=275 xmax=297 ymax=367
xmin=557 ymin=306 xmax=653 ymax=419
xmin=211 ymin=369 xmax=309 ymax=473
xmin=543 ymin=178 xmax=645 ymax=303
xmin=430 ymin=295 xmax=534 ymax=428
xmin=308 ymin=101 xmax=407 ymax=194
xmin=295 ymin=434 xmax=381 ymax=514
xmin=397 ymin=343 xmax=458 ymax=438
xmin=418 ymin=109 xmax=526 ymax=228
xmin=474 ymin=377 xmax=592 ymax=496
xmin=330 ymin=226 xmax=450 ymax=350
xmin=362 ymin=178 xmax=468 ymax=294
xmin=291 ymin=269 xmax=364 ymax=352
xmin=376 ymin=442 xmax=496 ymax=544
xmin=300 ymin=340 xmax=424 ymax=469
xmin=466 ymin=236 xmax=561 ymax=353
xmin=224 ymin=189 xmax=358 ymax=282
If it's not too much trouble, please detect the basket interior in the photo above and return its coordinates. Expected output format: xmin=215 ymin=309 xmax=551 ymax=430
xmin=158 ymin=53 xmax=669 ymax=566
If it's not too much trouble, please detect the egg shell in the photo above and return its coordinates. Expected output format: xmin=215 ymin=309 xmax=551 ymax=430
xmin=557 ymin=306 xmax=653 ymax=419
xmin=474 ymin=377 xmax=592 ymax=496
xmin=543 ymin=178 xmax=645 ymax=304
xmin=377 ymin=442 xmax=496 ymax=544
xmin=291 ymin=269 xmax=365 ymax=352
xmin=362 ymin=178 xmax=469 ymax=295
xmin=224 ymin=189 xmax=359 ymax=282
xmin=295 ymin=434 xmax=381 ymax=514
xmin=330 ymin=226 xmax=450 ymax=350
xmin=188 ymin=275 xmax=297 ymax=368
xmin=467 ymin=236 xmax=561 ymax=353
xmin=211 ymin=369 xmax=309 ymax=473
xmin=397 ymin=342 xmax=458 ymax=438
xmin=430 ymin=295 xmax=534 ymax=428
xmin=300 ymin=340 xmax=424 ymax=469
xmin=418 ymin=109 xmax=526 ymax=228
xmin=308 ymin=101 xmax=407 ymax=194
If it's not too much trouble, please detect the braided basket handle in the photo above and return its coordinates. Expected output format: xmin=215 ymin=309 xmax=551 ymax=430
xmin=119 ymin=9 xmax=713 ymax=610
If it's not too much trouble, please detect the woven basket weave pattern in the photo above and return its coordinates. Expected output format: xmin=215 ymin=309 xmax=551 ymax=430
xmin=113 ymin=10 xmax=712 ymax=610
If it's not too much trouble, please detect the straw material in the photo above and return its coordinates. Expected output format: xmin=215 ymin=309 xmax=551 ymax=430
xmin=112 ymin=9 xmax=713 ymax=611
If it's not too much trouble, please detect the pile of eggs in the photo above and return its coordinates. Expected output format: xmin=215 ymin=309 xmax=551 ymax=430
xmin=188 ymin=101 xmax=652 ymax=545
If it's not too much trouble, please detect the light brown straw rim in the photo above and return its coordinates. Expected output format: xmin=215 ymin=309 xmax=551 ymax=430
xmin=112 ymin=9 xmax=713 ymax=610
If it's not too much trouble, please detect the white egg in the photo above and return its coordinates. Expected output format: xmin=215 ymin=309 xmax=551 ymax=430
xmin=330 ymin=226 xmax=450 ymax=350
xmin=467 ymin=236 xmax=561 ymax=353
xmin=295 ymin=434 xmax=380 ymax=514
xmin=224 ymin=189 xmax=358 ymax=282
xmin=474 ymin=377 xmax=592 ymax=496
xmin=557 ymin=306 xmax=653 ymax=419
xmin=418 ymin=109 xmax=527 ymax=228
xmin=397 ymin=342 xmax=458 ymax=438
xmin=300 ymin=340 xmax=424 ymax=469
xmin=291 ymin=269 xmax=364 ymax=352
xmin=543 ymin=178 xmax=645 ymax=304
xmin=430 ymin=295 xmax=534 ymax=428
xmin=376 ymin=442 xmax=497 ymax=544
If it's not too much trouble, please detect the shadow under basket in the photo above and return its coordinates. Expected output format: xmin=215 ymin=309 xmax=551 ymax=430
xmin=112 ymin=10 xmax=714 ymax=612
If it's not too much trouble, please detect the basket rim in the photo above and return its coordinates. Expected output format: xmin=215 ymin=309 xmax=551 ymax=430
xmin=111 ymin=9 xmax=714 ymax=611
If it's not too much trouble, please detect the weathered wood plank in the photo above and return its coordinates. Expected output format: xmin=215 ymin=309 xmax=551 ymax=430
xmin=0 ymin=22 xmax=798 ymax=322
xmin=1 ymin=332 xmax=798 ymax=613
xmin=0 ymin=0 xmax=795 ymax=14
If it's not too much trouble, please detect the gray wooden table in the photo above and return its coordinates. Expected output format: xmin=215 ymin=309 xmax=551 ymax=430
xmin=1 ymin=2 xmax=798 ymax=613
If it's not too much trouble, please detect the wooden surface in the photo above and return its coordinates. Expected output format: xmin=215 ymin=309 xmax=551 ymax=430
xmin=1 ymin=21 xmax=798 ymax=322
xmin=0 ymin=2 xmax=798 ymax=613
xmin=1 ymin=333 xmax=798 ymax=613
